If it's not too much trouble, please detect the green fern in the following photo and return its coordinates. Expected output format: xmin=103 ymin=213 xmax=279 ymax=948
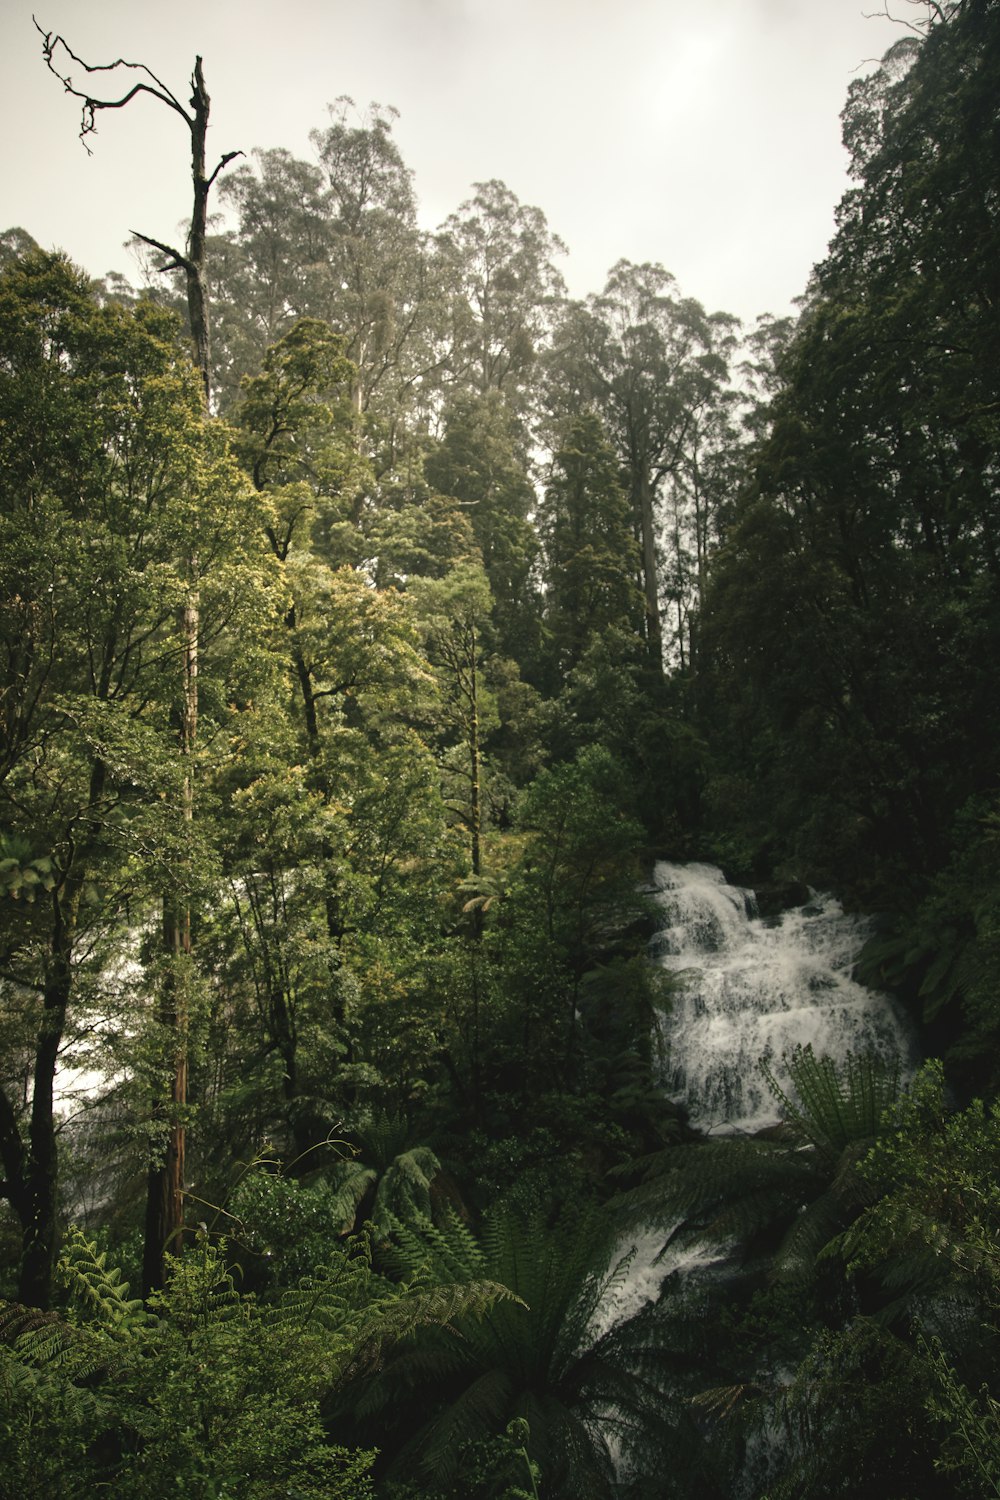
xmin=0 ymin=1295 xmax=115 ymax=1444
xmin=343 ymin=1203 xmax=694 ymax=1496
xmin=379 ymin=1206 xmax=487 ymax=1286
xmin=57 ymin=1225 xmax=147 ymax=1330
xmin=923 ymin=1335 xmax=1000 ymax=1497
xmin=609 ymin=1132 xmax=821 ymax=1263
xmin=762 ymin=1044 xmax=901 ymax=1161
xmin=267 ymin=1223 xmax=515 ymax=1400
xmin=607 ymin=1047 xmax=906 ymax=1325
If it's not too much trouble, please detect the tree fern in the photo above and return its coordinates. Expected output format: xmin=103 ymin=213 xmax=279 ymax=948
xmin=269 ymin=1225 xmax=514 ymax=1393
xmin=322 ymin=1110 xmax=445 ymax=1236
xmin=341 ymin=1203 xmax=700 ymax=1497
xmin=379 ymin=1204 xmax=487 ymax=1285
xmin=609 ymin=1132 xmax=822 ymax=1268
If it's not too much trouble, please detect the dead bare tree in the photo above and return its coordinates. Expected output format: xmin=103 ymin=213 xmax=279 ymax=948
xmin=36 ymin=19 xmax=241 ymax=1294
xmin=35 ymin=17 xmax=240 ymax=406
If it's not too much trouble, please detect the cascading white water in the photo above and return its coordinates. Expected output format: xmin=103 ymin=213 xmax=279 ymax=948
xmin=593 ymin=862 xmax=916 ymax=1350
xmin=648 ymin=860 xmax=916 ymax=1132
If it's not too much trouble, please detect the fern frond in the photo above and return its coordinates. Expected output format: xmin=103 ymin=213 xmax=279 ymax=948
xmin=378 ymin=1207 xmax=486 ymax=1285
xmin=0 ymin=1300 xmax=60 ymax=1344
xmin=763 ymin=1045 xmax=900 ymax=1159
xmin=0 ymin=1299 xmax=128 ymax=1389
xmin=372 ymin=1146 xmax=441 ymax=1231
xmin=775 ymin=1192 xmax=847 ymax=1283
xmin=324 ymin=1162 xmax=378 ymax=1233
xmin=354 ymin=1109 xmax=414 ymax=1173
xmin=414 ymin=1365 xmax=516 ymax=1480
xmin=57 ymin=1225 xmax=147 ymax=1329
xmin=692 ymin=1382 xmax=761 ymax=1420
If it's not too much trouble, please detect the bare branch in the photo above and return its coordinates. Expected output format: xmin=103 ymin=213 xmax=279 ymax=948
xmin=207 ymin=149 xmax=244 ymax=189
xmin=36 ymin=21 xmax=241 ymax=410
xmin=129 ymin=230 xmax=193 ymax=277
xmin=33 ymin=16 xmax=191 ymax=151
xmin=861 ymin=1 xmax=944 ymax=35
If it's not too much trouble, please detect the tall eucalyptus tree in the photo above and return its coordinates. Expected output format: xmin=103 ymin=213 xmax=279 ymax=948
xmin=548 ymin=261 xmax=737 ymax=676
xmin=215 ymin=103 xmax=450 ymax=468
xmin=438 ymin=179 xmax=567 ymax=422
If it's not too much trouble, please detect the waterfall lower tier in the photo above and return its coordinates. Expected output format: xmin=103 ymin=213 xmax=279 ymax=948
xmin=648 ymin=861 xmax=916 ymax=1133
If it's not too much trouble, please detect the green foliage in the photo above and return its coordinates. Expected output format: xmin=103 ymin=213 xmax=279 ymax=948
xmin=11 ymin=10 xmax=1000 ymax=1493
xmin=0 ymin=1215 xmax=519 ymax=1499
xmin=351 ymin=1204 xmax=686 ymax=1498
xmin=923 ymin=1337 xmax=1000 ymax=1499
xmin=514 ymin=743 xmax=646 ymax=951
xmin=858 ymin=799 xmax=1000 ymax=1093
xmin=539 ymin=411 xmax=650 ymax=681
xmin=57 ymin=1226 xmax=147 ymax=1330
xmin=325 ymin=1111 xmax=444 ymax=1235
xmin=211 ymin=100 xmax=441 ymax=443
xmin=227 ymin=1168 xmax=361 ymax=1288
xmin=429 ymin=743 xmax=664 ymax=1130
xmin=548 ymin=258 xmax=737 ymax=673
xmin=437 ymin=179 xmax=567 ymax=419
xmin=609 ymin=1038 xmax=909 ymax=1476
xmin=380 ymin=1419 xmax=542 ymax=1500
xmin=0 ymin=247 xmax=280 ymax=1304
xmin=744 ymin=1060 xmax=1000 ymax=1499
xmin=835 ymin=1060 xmax=1000 ymax=1313
xmin=227 ymin=1114 xmax=447 ymax=1255
xmin=0 ymin=838 xmax=56 ymax=904
xmin=697 ymin=3 xmax=1000 ymax=913
xmin=424 ymin=394 xmax=539 ymax=612
xmin=760 ymin=1317 xmax=953 ymax=1500
xmin=0 ymin=1231 xmax=379 ymax=1498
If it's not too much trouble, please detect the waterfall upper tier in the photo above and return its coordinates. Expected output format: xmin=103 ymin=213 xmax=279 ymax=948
xmin=648 ymin=861 xmax=916 ymax=1134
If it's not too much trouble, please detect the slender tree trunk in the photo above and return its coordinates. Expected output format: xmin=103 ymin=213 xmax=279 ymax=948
xmin=288 ymin=617 xmax=347 ymax=968
xmin=637 ymin=469 xmax=664 ymax=675
xmin=469 ymin=623 xmax=482 ymax=881
xmin=15 ymin=758 xmax=103 ymax=1307
xmin=145 ymin=537 xmax=199 ymax=1295
xmin=36 ymin=25 xmax=238 ymax=1302
xmin=142 ymin=896 xmax=189 ymax=1293
xmin=143 ymin=63 xmax=211 ymax=1297
xmin=18 ymin=953 xmax=71 ymax=1307
xmin=184 ymin=59 xmax=212 ymax=406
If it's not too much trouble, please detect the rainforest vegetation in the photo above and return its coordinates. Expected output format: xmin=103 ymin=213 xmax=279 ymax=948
xmin=2 ymin=2 xmax=1000 ymax=1495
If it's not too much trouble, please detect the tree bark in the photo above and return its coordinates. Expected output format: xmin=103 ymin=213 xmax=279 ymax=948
xmin=468 ymin=621 xmax=482 ymax=881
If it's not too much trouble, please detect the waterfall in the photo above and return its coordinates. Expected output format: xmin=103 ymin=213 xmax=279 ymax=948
xmin=593 ymin=861 xmax=916 ymax=1348
xmin=648 ymin=861 xmax=916 ymax=1134
xmin=604 ymin=862 xmax=920 ymax=1494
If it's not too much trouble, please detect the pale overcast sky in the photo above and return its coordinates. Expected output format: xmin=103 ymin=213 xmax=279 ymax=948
xmin=2 ymin=0 xmax=904 ymax=326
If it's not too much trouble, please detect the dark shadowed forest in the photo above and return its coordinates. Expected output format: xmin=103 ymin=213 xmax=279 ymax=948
xmin=2 ymin=3 xmax=1000 ymax=1495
